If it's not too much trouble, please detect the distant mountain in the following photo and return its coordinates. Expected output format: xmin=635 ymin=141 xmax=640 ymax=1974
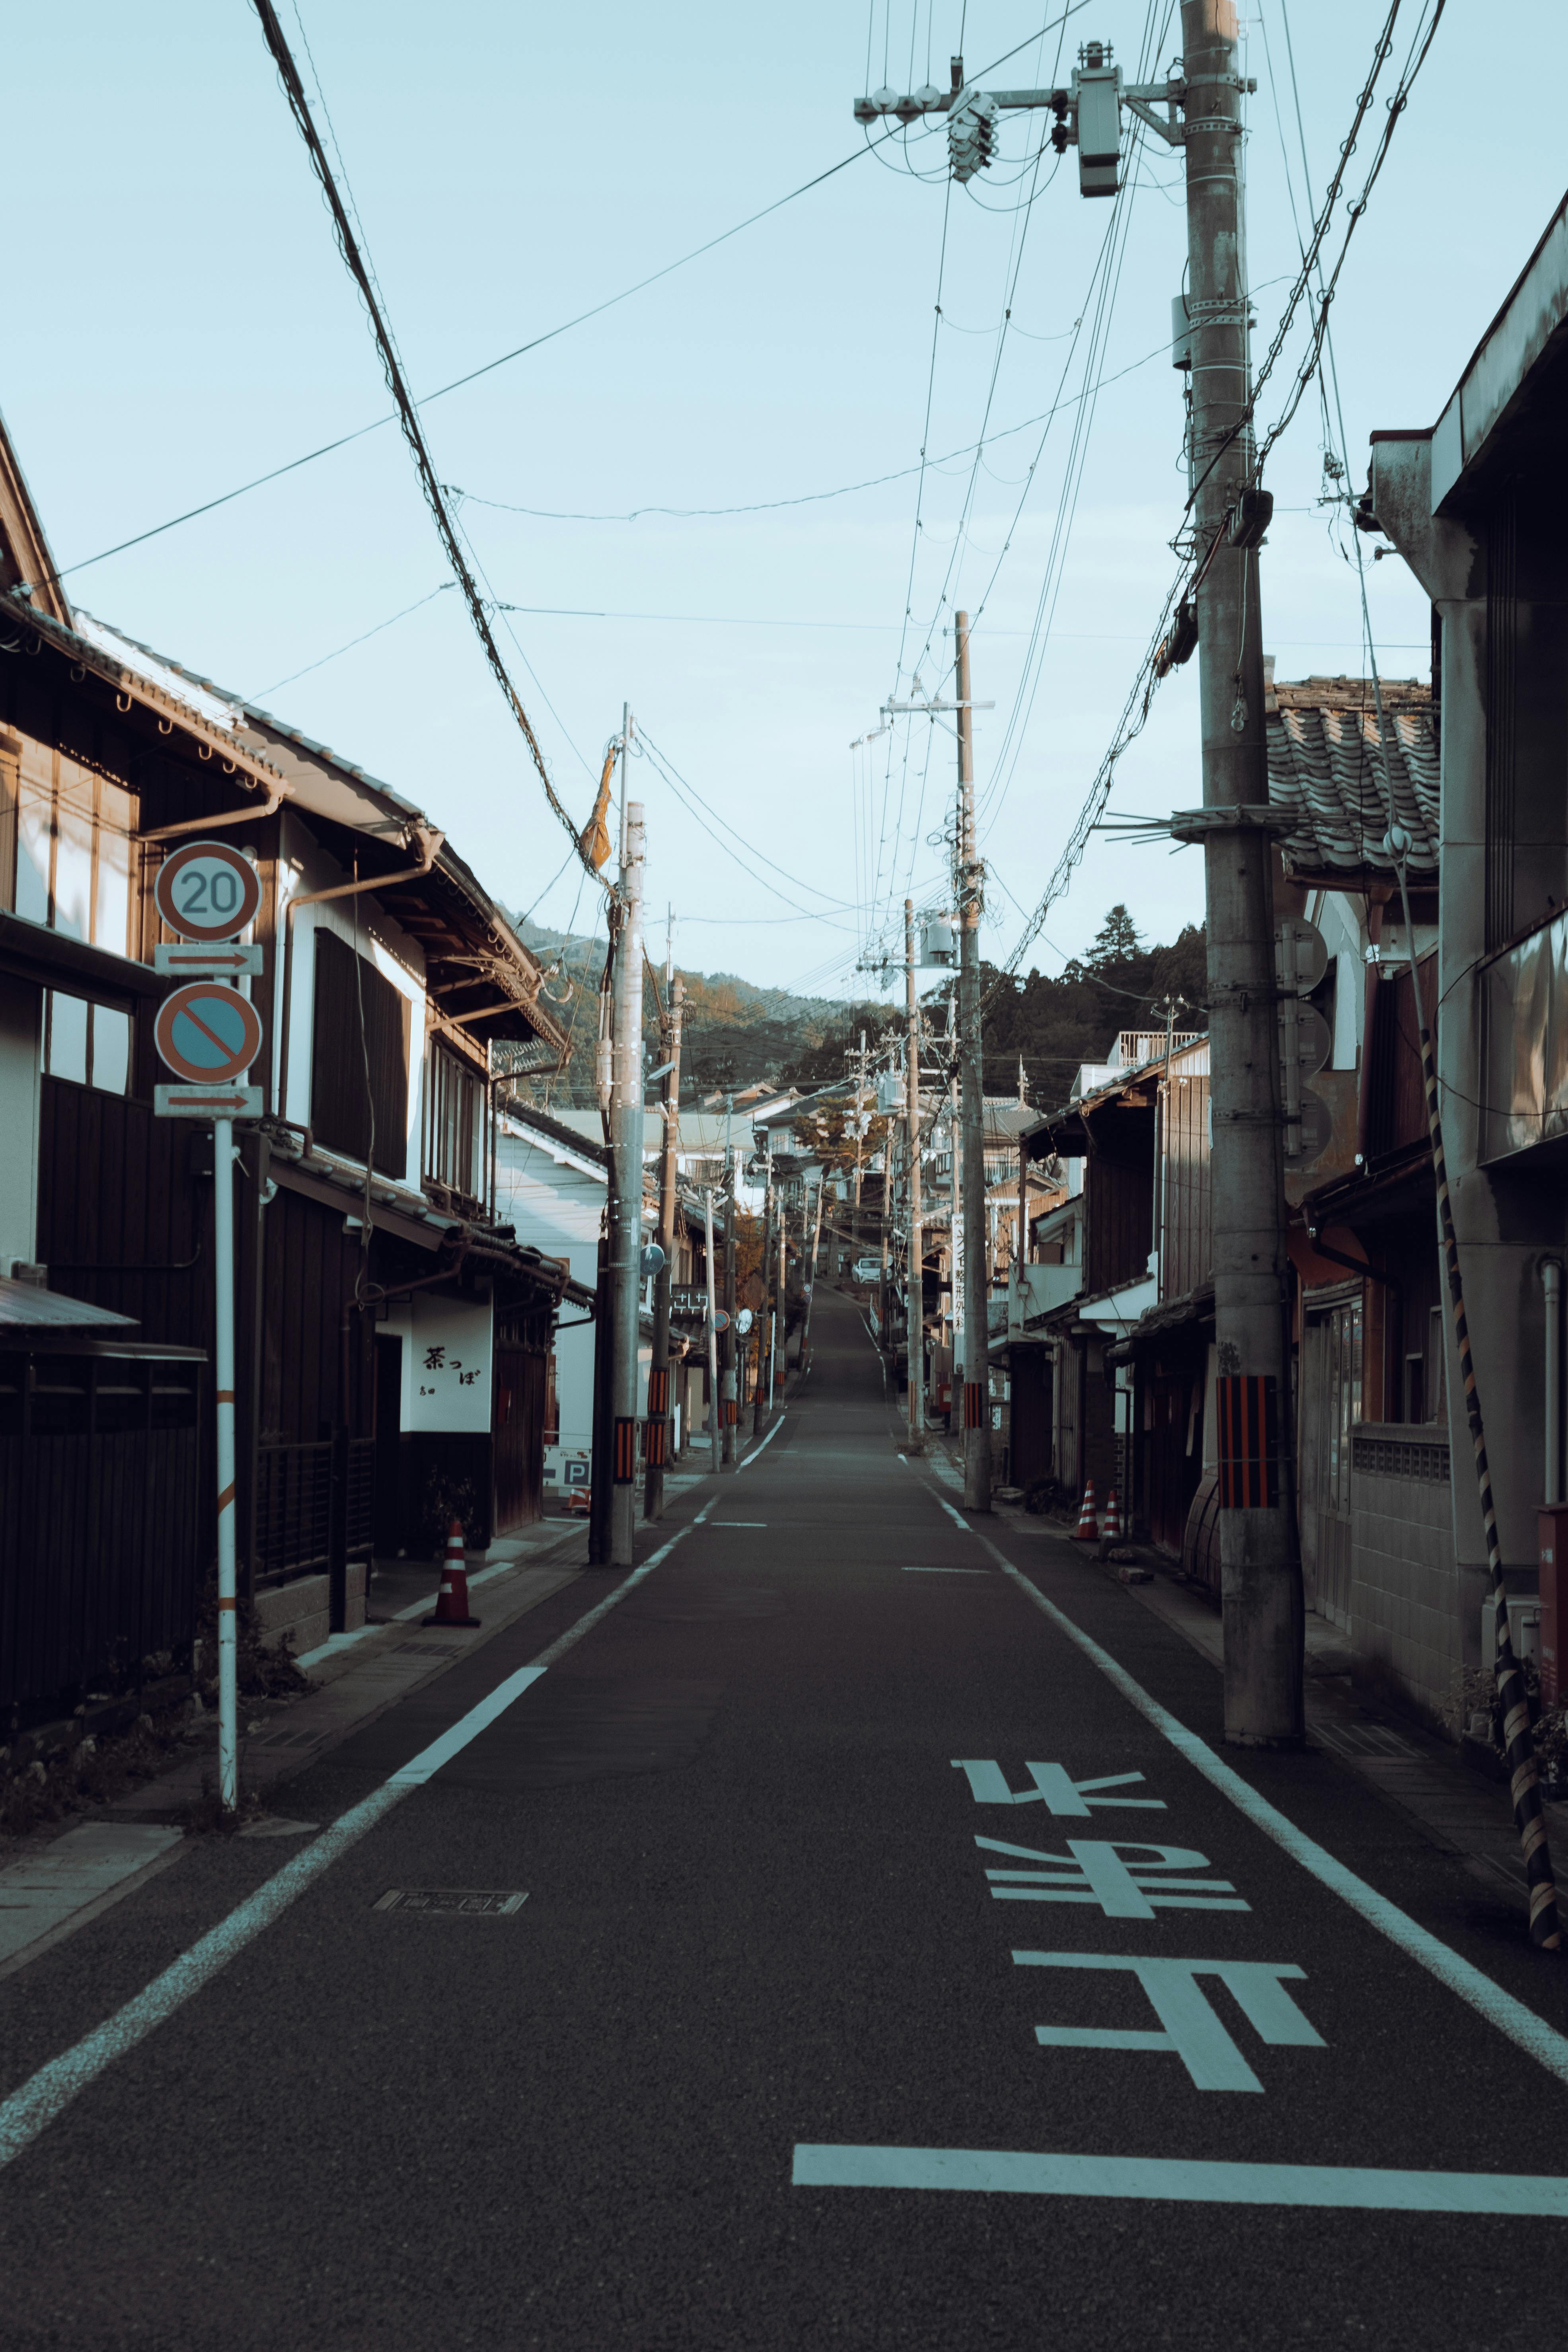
xmin=510 ymin=916 xmax=880 ymax=1107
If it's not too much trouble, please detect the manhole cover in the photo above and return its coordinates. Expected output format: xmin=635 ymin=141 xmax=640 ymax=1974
xmin=373 ymin=1889 xmax=529 ymax=1917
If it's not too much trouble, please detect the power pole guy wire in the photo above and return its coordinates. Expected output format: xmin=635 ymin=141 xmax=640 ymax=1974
xmin=247 ymin=0 xmax=604 ymax=886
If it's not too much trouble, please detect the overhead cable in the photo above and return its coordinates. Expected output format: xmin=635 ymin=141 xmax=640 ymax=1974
xmin=247 ymin=0 xmax=600 ymax=882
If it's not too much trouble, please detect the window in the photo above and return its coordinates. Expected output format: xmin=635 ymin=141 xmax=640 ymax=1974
xmin=2 ymin=738 xmax=132 ymax=951
xmin=423 ymin=1039 xmax=486 ymax=1204
xmin=1323 ymin=1299 xmax=1363 ymax=1515
xmin=42 ymin=994 xmax=130 ymax=1093
xmin=310 ymin=928 xmax=409 ymax=1177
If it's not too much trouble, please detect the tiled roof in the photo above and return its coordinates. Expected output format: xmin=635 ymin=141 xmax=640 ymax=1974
xmin=1266 ymin=673 xmax=1438 ymax=880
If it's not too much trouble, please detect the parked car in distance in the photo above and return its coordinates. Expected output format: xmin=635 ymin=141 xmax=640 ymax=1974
xmin=853 ymin=1257 xmax=882 ymax=1285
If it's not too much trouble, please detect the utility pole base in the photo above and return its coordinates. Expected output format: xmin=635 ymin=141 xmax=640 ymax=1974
xmin=1221 ymin=1526 xmax=1305 ymax=1747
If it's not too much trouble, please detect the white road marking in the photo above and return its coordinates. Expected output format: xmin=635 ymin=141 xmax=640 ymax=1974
xmin=0 ymin=1516 xmax=700 ymax=2169
xmin=971 ymin=1528 xmax=1568 ymax=2092
xmin=713 ymin=1521 xmax=768 ymax=1527
xmin=901 ymin=1565 xmax=989 ymax=1575
xmin=935 ymin=1497 xmax=969 ymax=1532
xmin=738 ymin=1416 xmax=787 ymax=1470
xmin=792 ymin=2145 xmax=1568 ymax=2213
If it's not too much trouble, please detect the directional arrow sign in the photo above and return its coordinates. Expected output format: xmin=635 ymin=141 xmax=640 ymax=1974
xmin=154 ymin=839 xmax=261 ymax=944
xmin=154 ymin=983 xmax=264 ymax=1087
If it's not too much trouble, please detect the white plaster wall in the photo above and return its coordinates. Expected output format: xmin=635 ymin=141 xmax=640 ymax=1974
xmin=274 ymin=812 xmax=428 ymax=1177
xmin=494 ymin=1120 xmax=605 ymax=1484
xmin=0 ymin=977 xmax=41 ymax=1266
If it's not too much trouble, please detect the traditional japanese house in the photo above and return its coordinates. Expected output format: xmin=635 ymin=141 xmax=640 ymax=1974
xmin=0 ymin=406 xmax=584 ymax=1685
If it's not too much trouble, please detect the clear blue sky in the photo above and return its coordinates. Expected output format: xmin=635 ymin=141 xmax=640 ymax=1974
xmin=8 ymin=3 xmax=1564 ymax=1003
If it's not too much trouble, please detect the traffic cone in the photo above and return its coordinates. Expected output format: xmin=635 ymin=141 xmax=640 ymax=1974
xmin=1102 ymin=1488 xmax=1124 ymax=1542
xmin=423 ymin=1518 xmax=481 ymax=1627
xmin=1073 ymin=1481 xmax=1099 ymax=1541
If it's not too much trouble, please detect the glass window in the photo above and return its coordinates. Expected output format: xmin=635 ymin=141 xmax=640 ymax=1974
xmin=92 ymin=1006 xmax=131 ymax=1094
xmin=95 ymin=782 xmax=134 ymax=954
xmin=51 ymin=763 xmax=94 ymax=941
xmin=45 ymin=991 xmax=88 ymax=1084
xmin=16 ymin=768 xmax=51 ymax=924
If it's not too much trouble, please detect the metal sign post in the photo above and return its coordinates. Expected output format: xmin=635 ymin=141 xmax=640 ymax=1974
xmin=151 ymin=839 xmax=263 ymax=1816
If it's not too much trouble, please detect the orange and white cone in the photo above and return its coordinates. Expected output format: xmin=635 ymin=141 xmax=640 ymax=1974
xmin=1102 ymin=1489 xmax=1124 ymax=1542
xmin=1073 ymin=1481 xmax=1099 ymax=1541
xmin=423 ymin=1517 xmax=481 ymax=1627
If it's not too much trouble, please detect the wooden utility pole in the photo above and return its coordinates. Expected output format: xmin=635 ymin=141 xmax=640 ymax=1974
xmin=904 ymin=898 xmax=925 ymax=1453
xmin=609 ymin=739 xmax=645 ymax=1568
xmin=645 ymin=974 xmax=683 ymax=1520
xmin=954 ymin=611 xmax=992 ymax=1508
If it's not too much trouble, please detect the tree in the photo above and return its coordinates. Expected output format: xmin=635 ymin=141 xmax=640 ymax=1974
xmin=791 ymin=1100 xmax=890 ymax=1178
xmin=980 ymin=906 xmax=1208 ymax=1109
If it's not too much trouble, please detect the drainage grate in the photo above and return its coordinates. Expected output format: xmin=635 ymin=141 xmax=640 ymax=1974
xmin=398 ymin=1639 xmax=477 ymax=1658
xmin=1314 ymin=1720 xmax=1419 ymax=1761
xmin=374 ymin=1889 xmax=529 ymax=1917
xmin=252 ymin=1727 xmax=323 ymax=1749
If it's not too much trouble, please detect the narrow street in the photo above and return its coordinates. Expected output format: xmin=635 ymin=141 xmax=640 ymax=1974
xmin=2 ymin=1283 xmax=1565 ymax=2350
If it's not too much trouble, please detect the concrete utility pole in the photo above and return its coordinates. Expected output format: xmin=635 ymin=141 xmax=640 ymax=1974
xmin=904 ymin=898 xmax=925 ymax=1453
xmin=954 ymin=613 xmax=993 ymax=1508
xmin=721 ymin=1123 xmax=738 ymax=1465
xmin=702 ymin=1185 xmax=721 ymax=1475
xmin=645 ymin=973 xmax=683 ymax=1521
xmin=754 ymin=1136 xmax=775 ymax=1436
xmin=852 ymin=8 xmax=1296 ymax=1740
xmin=609 ymin=748 xmax=646 ymax=1569
xmin=1179 ymin=0 xmax=1299 ymax=1746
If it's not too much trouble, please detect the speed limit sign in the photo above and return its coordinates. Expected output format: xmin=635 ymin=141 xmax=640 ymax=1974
xmin=154 ymin=838 xmax=261 ymax=943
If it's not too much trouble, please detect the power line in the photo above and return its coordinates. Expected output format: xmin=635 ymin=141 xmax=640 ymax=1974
xmin=248 ymin=0 xmax=600 ymax=881
xmin=45 ymin=125 xmax=919 ymax=590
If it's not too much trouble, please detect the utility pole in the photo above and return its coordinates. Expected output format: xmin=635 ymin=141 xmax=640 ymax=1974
xmin=904 ymin=898 xmax=924 ymax=1453
xmin=852 ymin=8 xmax=1297 ymax=1738
xmin=721 ymin=1116 xmax=738 ymax=1466
xmin=609 ymin=733 xmax=645 ymax=1568
xmin=851 ymin=1026 xmax=867 ymax=1259
xmin=702 ymin=1185 xmax=721 ymax=1475
xmin=954 ymin=612 xmax=992 ymax=1507
xmin=754 ymin=1134 xmax=774 ymax=1436
xmin=645 ymin=974 xmax=683 ymax=1521
xmin=1179 ymin=0 xmax=1298 ymax=1745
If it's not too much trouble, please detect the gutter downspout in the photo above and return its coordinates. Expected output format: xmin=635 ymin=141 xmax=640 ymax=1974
xmin=138 ymin=776 xmax=290 ymax=841
xmin=278 ymin=825 xmax=444 ymax=1124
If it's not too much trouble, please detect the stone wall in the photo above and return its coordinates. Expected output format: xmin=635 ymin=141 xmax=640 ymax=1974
xmin=1349 ymin=1424 xmax=1459 ymax=1725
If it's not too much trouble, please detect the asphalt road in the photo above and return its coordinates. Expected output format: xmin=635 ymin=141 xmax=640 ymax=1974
xmin=3 ymin=1284 xmax=1568 ymax=2350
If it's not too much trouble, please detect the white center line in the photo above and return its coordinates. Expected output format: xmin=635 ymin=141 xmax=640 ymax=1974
xmin=0 ymin=1514 xmax=702 ymax=2169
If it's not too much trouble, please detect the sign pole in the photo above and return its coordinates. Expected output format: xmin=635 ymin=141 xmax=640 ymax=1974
xmin=213 ymin=1115 xmax=239 ymax=1813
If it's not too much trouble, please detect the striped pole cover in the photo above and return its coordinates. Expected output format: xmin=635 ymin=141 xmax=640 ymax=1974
xmin=964 ymin=1381 xmax=986 ymax=1431
xmin=612 ymin=1417 xmax=639 ymax=1485
xmin=1404 ymin=906 xmax=1560 ymax=1949
xmin=1217 ymin=1375 xmax=1277 ymax=1508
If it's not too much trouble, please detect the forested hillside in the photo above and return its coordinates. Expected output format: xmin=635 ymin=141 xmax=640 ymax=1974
xmin=508 ymin=904 xmax=1205 ymax=1111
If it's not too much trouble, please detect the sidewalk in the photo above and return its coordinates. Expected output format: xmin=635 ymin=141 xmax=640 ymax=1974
xmin=0 ymin=1453 xmax=741 ymax=1976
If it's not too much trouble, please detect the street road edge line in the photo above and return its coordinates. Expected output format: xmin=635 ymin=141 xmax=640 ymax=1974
xmin=968 ymin=1526 xmax=1568 ymax=2092
xmin=0 ymin=1516 xmax=701 ymax=2170
xmin=790 ymin=2143 xmax=1568 ymax=2213
xmin=738 ymin=1416 xmax=786 ymax=1471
